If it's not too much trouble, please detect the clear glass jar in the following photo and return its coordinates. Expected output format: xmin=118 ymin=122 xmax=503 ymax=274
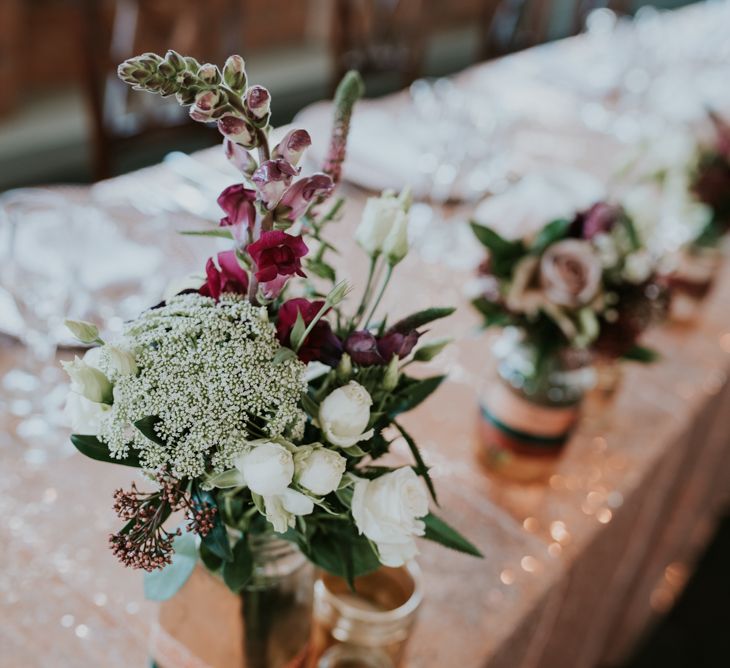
xmin=307 ymin=563 xmax=422 ymax=668
xmin=477 ymin=334 xmax=595 ymax=483
xmin=154 ymin=533 xmax=313 ymax=668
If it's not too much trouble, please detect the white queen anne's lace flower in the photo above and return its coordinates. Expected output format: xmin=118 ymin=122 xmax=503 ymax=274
xmin=98 ymin=293 xmax=306 ymax=477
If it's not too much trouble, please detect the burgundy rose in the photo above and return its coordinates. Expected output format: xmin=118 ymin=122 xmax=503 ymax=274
xmin=276 ymin=298 xmax=343 ymax=366
xmin=272 ymin=129 xmax=312 ymax=166
xmin=247 ymin=230 xmax=308 ymax=283
xmin=252 ymin=159 xmax=299 ymax=209
xmin=575 ymin=202 xmax=622 ymax=239
xmin=218 ymin=184 xmax=256 ymax=232
xmin=199 ymin=250 xmax=249 ymax=301
xmin=275 ymin=174 xmax=335 ymax=223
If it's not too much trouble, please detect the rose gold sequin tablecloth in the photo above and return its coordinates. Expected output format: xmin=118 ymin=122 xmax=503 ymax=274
xmin=2 ymin=3 xmax=730 ymax=667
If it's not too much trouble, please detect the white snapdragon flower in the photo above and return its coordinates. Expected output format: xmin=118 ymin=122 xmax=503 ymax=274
xmin=295 ymin=446 xmax=346 ymax=496
xmin=234 ymin=442 xmax=294 ymax=496
xmin=61 ymin=353 xmax=112 ymax=404
xmin=351 ymin=468 xmax=429 ymax=567
xmin=319 ymin=381 xmax=374 ymax=448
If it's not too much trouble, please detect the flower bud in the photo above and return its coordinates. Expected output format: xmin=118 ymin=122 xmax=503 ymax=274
xmin=319 ymin=381 xmax=374 ymax=448
xmin=224 ymin=139 xmax=258 ymax=176
xmin=355 ymin=193 xmax=400 ymax=256
xmin=272 ymin=129 xmax=312 ymax=166
xmin=295 ymin=446 xmax=346 ymax=496
xmin=164 ymin=50 xmax=186 ymax=73
xmin=189 ymin=90 xmax=220 ymax=121
xmin=198 ymin=63 xmax=221 ymax=85
xmin=61 ymin=356 xmax=113 ymax=404
xmin=244 ymin=85 xmax=271 ymax=121
xmin=65 ymin=319 xmax=101 ymax=345
xmin=382 ymin=208 xmax=409 ymax=266
xmin=382 ymin=354 xmax=400 ymax=390
xmin=336 ymin=353 xmax=352 ymax=382
xmin=223 ymin=55 xmax=247 ymax=92
xmin=217 ymin=114 xmax=257 ymax=148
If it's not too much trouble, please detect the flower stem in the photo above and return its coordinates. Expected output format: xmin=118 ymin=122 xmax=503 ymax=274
xmin=294 ymin=302 xmax=331 ymax=352
xmin=353 ymin=255 xmax=378 ymax=327
xmin=364 ymin=264 xmax=393 ymax=328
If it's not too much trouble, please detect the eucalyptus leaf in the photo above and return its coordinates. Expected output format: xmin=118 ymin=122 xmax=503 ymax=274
xmin=423 ymin=513 xmax=482 ymax=558
xmin=70 ymin=434 xmax=141 ymax=468
xmin=222 ymin=537 xmax=253 ymax=592
xmin=144 ymin=531 xmax=198 ymax=601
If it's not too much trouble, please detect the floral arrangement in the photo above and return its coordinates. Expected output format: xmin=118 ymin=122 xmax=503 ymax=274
xmin=690 ymin=111 xmax=730 ymax=246
xmin=470 ymin=202 xmax=666 ymax=376
xmin=63 ymin=51 xmax=479 ymax=594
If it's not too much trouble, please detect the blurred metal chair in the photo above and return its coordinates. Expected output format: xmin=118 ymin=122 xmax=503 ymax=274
xmin=81 ymin=0 xmax=243 ymax=180
xmin=330 ymin=0 xmax=427 ymax=94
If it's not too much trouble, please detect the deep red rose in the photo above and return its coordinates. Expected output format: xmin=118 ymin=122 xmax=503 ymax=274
xmin=218 ymin=184 xmax=257 ymax=232
xmin=199 ymin=250 xmax=249 ymax=301
xmin=276 ymin=298 xmax=342 ymax=366
xmin=247 ymin=230 xmax=308 ymax=283
xmin=575 ymin=202 xmax=623 ymax=239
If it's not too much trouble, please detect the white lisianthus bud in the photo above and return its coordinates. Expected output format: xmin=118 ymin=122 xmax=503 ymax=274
xmin=104 ymin=345 xmax=138 ymax=377
xmin=356 ymin=193 xmax=401 ymax=256
xmin=382 ymin=208 xmax=409 ymax=266
xmin=65 ymin=319 xmax=102 ymax=345
xmin=295 ymin=446 xmax=346 ymax=496
xmin=234 ymin=442 xmax=294 ymax=496
xmin=336 ymin=353 xmax=352 ymax=382
xmin=61 ymin=356 xmax=113 ymax=404
xmin=263 ymin=488 xmax=314 ymax=533
xmin=622 ymin=250 xmax=654 ymax=284
xmin=64 ymin=392 xmax=111 ymax=434
xmin=319 ymin=381 xmax=374 ymax=448
xmin=351 ymin=468 xmax=429 ymax=567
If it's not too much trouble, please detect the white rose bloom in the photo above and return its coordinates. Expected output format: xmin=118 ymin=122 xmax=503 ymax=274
xmin=64 ymin=392 xmax=111 ymax=434
xmin=295 ymin=447 xmax=346 ymax=496
xmin=540 ymin=239 xmax=602 ymax=308
xmin=351 ymin=468 xmax=429 ymax=568
xmin=61 ymin=355 xmax=112 ymax=404
xmin=264 ymin=489 xmax=314 ymax=533
xmin=319 ymin=381 xmax=374 ymax=448
xmin=622 ymin=250 xmax=654 ymax=284
xmin=355 ymin=194 xmax=401 ymax=256
xmin=104 ymin=345 xmax=138 ymax=377
xmin=234 ymin=442 xmax=294 ymax=496
xmin=382 ymin=208 xmax=409 ymax=265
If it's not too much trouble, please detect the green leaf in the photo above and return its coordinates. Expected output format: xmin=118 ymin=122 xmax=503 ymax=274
xmin=205 ymin=468 xmax=246 ymax=489
xmin=222 ymin=536 xmax=253 ymax=592
xmin=273 ymin=347 xmax=297 ymax=365
xmin=180 ymin=228 xmax=234 ymax=239
xmin=621 ymin=344 xmax=660 ymax=363
xmin=300 ymin=391 xmax=320 ymax=417
xmin=393 ymin=421 xmax=438 ymax=505
xmin=193 ymin=487 xmax=233 ymax=562
xmin=530 ymin=218 xmax=571 ymax=255
xmin=387 ymin=375 xmax=446 ymax=418
xmin=469 ymin=221 xmax=526 ymax=277
xmin=134 ymin=416 xmax=166 ymax=445
xmin=423 ymin=513 xmax=482 ymax=558
xmin=389 ymin=307 xmax=455 ymax=334
xmin=413 ymin=338 xmax=452 ymax=362
xmin=144 ymin=531 xmax=198 ymax=601
xmin=70 ymin=434 xmax=141 ymax=468
xmin=471 ymin=297 xmax=511 ymax=328
xmin=307 ymin=259 xmax=337 ymax=282
xmin=302 ymin=526 xmax=380 ymax=581
xmin=199 ymin=542 xmax=223 ymax=572
xmin=289 ymin=311 xmax=307 ymax=350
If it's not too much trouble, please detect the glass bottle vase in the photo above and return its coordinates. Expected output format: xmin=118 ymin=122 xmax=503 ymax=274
xmin=154 ymin=533 xmax=313 ymax=668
